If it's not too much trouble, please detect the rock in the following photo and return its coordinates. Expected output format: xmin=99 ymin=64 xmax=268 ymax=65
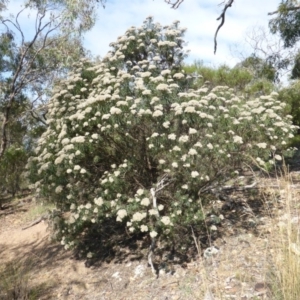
xmin=203 ymin=246 xmax=219 ymax=258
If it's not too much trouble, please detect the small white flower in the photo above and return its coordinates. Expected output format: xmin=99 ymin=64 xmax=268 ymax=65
xmin=172 ymin=162 xmax=178 ymax=168
xmin=132 ymin=212 xmax=147 ymax=222
xmin=141 ymin=198 xmax=150 ymax=206
xmin=150 ymin=231 xmax=158 ymax=238
xmin=256 ymin=143 xmax=267 ymax=149
xmin=191 ymin=171 xmax=199 ymax=178
xmin=159 ymin=159 xmax=166 ymax=164
xmin=210 ymin=225 xmax=217 ymax=231
xmin=55 ymin=186 xmax=63 ymax=194
xmin=179 ymin=135 xmax=189 ymax=143
xmin=140 ymin=225 xmax=148 ymax=232
xmin=136 ymin=189 xmax=144 ymax=196
xmin=116 ymin=209 xmax=127 ymax=221
xmin=188 ymin=148 xmax=197 ymax=155
xmin=110 ymin=107 xmax=122 ymax=115
xmin=168 ymin=133 xmax=176 ymax=140
xmin=149 ymin=209 xmax=159 ymax=215
xmin=153 ymin=110 xmax=163 ymax=117
xmin=173 ymin=73 xmax=185 ymax=79
xmin=156 ymin=83 xmax=169 ymax=91
xmin=158 ymin=204 xmax=164 ymax=211
xmin=274 ymin=154 xmax=282 ymax=161
xmin=80 ymin=168 xmax=87 ymax=174
xmin=161 ymin=216 xmax=171 ymax=225
xmin=71 ymin=136 xmax=85 ymax=143
xmin=189 ymin=128 xmax=197 ymax=134
xmin=163 ymin=121 xmax=170 ymax=128
xmin=233 ymin=135 xmax=243 ymax=144
xmin=256 ymin=157 xmax=265 ymax=166
xmin=161 ymin=69 xmax=171 ymax=76
xmin=94 ymin=197 xmax=103 ymax=206
xmin=184 ymin=106 xmax=196 ymax=113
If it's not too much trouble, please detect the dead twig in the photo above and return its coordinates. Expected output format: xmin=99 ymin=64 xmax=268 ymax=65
xmin=164 ymin=0 xmax=184 ymax=9
xmin=22 ymin=214 xmax=48 ymax=230
xmin=214 ymin=0 xmax=235 ymax=54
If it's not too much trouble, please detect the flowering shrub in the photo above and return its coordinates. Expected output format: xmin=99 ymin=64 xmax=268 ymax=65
xmin=27 ymin=17 xmax=296 ymax=252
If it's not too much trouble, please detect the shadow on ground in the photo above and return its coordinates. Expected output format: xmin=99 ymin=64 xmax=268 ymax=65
xmin=71 ymin=187 xmax=271 ymax=270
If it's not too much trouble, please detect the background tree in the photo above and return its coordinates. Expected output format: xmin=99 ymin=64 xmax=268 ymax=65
xmin=0 ymin=0 xmax=105 ymax=198
xmin=185 ymin=60 xmax=275 ymax=97
xmin=269 ymin=0 xmax=300 ymax=48
xmin=0 ymin=0 xmax=106 ymax=160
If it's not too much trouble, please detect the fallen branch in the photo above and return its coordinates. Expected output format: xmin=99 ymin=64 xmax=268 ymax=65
xmin=215 ymin=181 xmax=258 ymax=192
xmin=22 ymin=213 xmax=49 ymax=230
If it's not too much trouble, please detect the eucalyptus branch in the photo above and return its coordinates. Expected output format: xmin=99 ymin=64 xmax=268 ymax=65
xmin=268 ymin=5 xmax=300 ymax=15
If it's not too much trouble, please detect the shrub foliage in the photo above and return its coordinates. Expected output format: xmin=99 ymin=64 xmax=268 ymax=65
xmin=28 ymin=18 xmax=296 ymax=253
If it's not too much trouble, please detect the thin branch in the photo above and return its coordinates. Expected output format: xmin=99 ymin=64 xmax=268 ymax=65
xmin=15 ymin=8 xmax=25 ymax=45
xmin=28 ymin=110 xmax=47 ymax=125
xmin=214 ymin=0 xmax=235 ymax=54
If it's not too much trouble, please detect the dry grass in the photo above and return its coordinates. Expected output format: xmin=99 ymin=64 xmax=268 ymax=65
xmin=267 ymin=169 xmax=300 ymax=300
xmin=0 ymin=258 xmax=49 ymax=300
xmin=179 ymin=165 xmax=300 ymax=299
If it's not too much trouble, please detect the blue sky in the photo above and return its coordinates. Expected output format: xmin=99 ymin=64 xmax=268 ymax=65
xmin=5 ymin=0 xmax=280 ymax=67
